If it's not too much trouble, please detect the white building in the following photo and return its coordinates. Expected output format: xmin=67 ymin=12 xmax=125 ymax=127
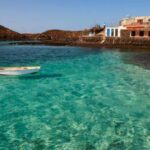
xmin=105 ymin=26 xmax=126 ymax=38
xmin=120 ymin=16 xmax=150 ymax=26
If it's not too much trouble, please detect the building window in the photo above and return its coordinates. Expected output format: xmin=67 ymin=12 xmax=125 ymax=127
xmin=131 ymin=31 xmax=136 ymax=37
xmin=148 ymin=19 xmax=150 ymax=22
xmin=139 ymin=31 xmax=144 ymax=37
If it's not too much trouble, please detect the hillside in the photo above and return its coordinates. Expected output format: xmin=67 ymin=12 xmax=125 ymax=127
xmin=0 ymin=25 xmax=24 ymax=40
xmin=37 ymin=30 xmax=81 ymax=41
xmin=0 ymin=25 xmax=82 ymax=41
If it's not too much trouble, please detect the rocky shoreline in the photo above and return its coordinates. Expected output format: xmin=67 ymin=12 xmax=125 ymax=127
xmin=6 ymin=40 xmax=150 ymax=51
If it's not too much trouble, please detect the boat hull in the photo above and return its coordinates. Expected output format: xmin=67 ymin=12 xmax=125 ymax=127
xmin=0 ymin=67 xmax=40 ymax=76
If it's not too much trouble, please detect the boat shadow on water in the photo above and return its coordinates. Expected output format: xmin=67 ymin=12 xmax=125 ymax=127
xmin=17 ymin=73 xmax=63 ymax=80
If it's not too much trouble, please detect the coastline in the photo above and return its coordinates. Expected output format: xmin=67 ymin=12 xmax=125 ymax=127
xmin=5 ymin=40 xmax=150 ymax=51
xmin=1 ymin=24 xmax=150 ymax=50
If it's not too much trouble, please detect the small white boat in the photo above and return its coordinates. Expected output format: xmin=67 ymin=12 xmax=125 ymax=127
xmin=0 ymin=66 xmax=41 ymax=76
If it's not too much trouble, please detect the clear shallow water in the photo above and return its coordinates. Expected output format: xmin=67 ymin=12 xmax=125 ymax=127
xmin=0 ymin=45 xmax=150 ymax=150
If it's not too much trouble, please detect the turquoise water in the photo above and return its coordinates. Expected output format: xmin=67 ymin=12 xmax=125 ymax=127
xmin=0 ymin=45 xmax=150 ymax=150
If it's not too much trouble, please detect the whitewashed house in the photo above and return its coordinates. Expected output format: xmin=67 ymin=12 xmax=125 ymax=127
xmin=105 ymin=26 xmax=126 ymax=38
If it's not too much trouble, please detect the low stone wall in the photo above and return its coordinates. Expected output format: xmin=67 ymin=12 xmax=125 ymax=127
xmin=103 ymin=37 xmax=150 ymax=49
xmin=81 ymin=36 xmax=104 ymax=42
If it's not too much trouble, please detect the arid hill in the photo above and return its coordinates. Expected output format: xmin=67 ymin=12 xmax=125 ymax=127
xmin=0 ymin=25 xmax=82 ymax=41
xmin=22 ymin=33 xmax=40 ymax=40
xmin=37 ymin=30 xmax=81 ymax=41
xmin=0 ymin=25 xmax=25 ymax=40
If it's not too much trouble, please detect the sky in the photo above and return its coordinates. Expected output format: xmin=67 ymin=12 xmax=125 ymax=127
xmin=0 ymin=0 xmax=149 ymax=33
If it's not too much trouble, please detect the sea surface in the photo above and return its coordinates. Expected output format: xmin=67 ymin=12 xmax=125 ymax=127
xmin=0 ymin=44 xmax=150 ymax=150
